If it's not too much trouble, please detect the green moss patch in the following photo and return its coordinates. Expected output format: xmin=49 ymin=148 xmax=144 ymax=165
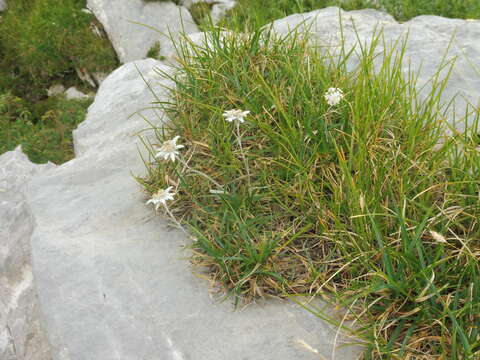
xmin=0 ymin=93 xmax=92 ymax=164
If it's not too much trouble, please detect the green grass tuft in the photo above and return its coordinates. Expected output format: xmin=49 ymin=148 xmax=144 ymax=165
xmin=0 ymin=0 xmax=117 ymax=164
xmin=189 ymin=2 xmax=213 ymax=27
xmin=140 ymin=30 xmax=480 ymax=358
xmin=146 ymin=41 xmax=166 ymax=61
xmin=0 ymin=93 xmax=92 ymax=164
xmin=0 ymin=0 xmax=117 ymax=93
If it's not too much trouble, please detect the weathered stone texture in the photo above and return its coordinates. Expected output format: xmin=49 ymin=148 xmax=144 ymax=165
xmin=0 ymin=147 xmax=54 ymax=360
xmin=87 ymin=0 xmax=198 ymax=63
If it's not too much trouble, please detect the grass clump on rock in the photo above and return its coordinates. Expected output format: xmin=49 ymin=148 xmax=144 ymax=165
xmin=146 ymin=41 xmax=166 ymax=61
xmin=141 ymin=30 xmax=480 ymax=359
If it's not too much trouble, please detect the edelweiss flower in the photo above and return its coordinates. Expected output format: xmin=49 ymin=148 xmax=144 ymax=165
xmin=324 ymin=87 xmax=344 ymax=106
xmin=154 ymin=136 xmax=184 ymax=162
xmin=146 ymin=186 xmax=175 ymax=210
xmin=223 ymin=109 xmax=250 ymax=124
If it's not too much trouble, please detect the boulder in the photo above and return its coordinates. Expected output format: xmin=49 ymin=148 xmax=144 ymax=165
xmin=0 ymin=147 xmax=54 ymax=360
xmin=46 ymin=84 xmax=65 ymax=97
xmin=27 ymin=59 xmax=361 ymax=360
xmin=269 ymin=7 xmax=480 ymax=132
xmin=87 ymin=0 xmax=198 ymax=63
xmin=65 ymin=87 xmax=90 ymax=100
xmin=0 ymin=0 xmax=6 ymax=12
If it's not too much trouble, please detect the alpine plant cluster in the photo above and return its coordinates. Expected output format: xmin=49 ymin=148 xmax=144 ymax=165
xmin=146 ymin=88 xmax=345 ymax=216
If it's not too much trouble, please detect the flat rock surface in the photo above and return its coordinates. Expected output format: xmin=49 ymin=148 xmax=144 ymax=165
xmin=0 ymin=147 xmax=54 ymax=360
xmin=270 ymin=7 xmax=480 ymax=132
xmin=87 ymin=0 xmax=198 ymax=63
xmin=28 ymin=59 xmax=361 ymax=360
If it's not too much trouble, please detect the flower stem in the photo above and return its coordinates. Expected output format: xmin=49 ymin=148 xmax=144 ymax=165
xmin=235 ymin=121 xmax=251 ymax=187
xmin=162 ymin=203 xmax=188 ymax=234
xmin=178 ymin=158 xmax=224 ymax=190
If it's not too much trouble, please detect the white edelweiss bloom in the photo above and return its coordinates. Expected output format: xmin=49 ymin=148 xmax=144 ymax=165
xmin=223 ymin=109 xmax=250 ymax=124
xmin=146 ymin=186 xmax=175 ymax=210
xmin=324 ymin=87 xmax=344 ymax=106
xmin=154 ymin=136 xmax=184 ymax=162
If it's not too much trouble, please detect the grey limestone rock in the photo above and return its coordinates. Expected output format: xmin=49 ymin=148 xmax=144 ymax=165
xmin=64 ymin=87 xmax=90 ymax=101
xmin=46 ymin=85 xmax=66 ymax=98
xmin=87 ymin=0 xmax=199 ymax=63
xmin=0 ymin=147 xmax=54 ymax=360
